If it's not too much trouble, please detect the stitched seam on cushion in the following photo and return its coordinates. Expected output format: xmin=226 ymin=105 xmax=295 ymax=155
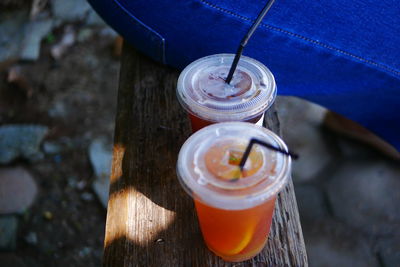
xmin=198 ymin=0 xmax=400 ymax=78
xmin=113 ymin=0 xmax=166 ymax=64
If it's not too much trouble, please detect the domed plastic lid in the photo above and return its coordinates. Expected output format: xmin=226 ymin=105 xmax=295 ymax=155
xmin=176 ymin=122 xmax=291 ymax=210
xmin=177 ymin=54 xmax=276 ymax=122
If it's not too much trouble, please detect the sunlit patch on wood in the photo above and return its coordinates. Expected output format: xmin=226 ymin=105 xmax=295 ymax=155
xmin=105 ymin=186 xmax=176 ymax=247
xmin=110 ymin=143 xmax=125 ymax=184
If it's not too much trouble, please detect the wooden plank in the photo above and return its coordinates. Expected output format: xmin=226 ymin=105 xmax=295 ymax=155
xmin=103 ymin=42 xmax=308 ymax=266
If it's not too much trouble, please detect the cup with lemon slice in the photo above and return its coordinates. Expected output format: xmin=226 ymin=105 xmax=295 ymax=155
xmin=177 ymin=122 xmax=291 ymax=262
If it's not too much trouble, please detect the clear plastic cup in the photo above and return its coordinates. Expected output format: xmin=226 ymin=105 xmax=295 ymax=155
xmin=176 ymin=54 xmax=276 ymax=132
xmin=176 ymin=122 xmax=291 ymax=262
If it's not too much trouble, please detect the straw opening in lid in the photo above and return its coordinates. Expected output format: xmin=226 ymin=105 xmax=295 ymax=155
xmin=177 ymin=54 xmax=276 ymax=122
xmin=176 ymin=122 xmax=291 ymax=210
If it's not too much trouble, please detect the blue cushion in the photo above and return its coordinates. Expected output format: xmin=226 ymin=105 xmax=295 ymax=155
xmin=88 ymin=0 xmax=400 ymax=150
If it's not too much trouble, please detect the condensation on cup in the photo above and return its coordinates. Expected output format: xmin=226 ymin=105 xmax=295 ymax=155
xmin=176 ymin=54 xmax=277 ymax=132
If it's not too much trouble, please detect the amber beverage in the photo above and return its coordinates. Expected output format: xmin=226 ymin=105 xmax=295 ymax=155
xmin=176 ymin=54 xmax=276 ymax=132
xmin=176 ymin=122 xmax=291 ymax=262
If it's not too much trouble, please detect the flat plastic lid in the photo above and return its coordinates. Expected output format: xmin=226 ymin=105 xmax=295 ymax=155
xmin=177 ymin=54 xmax=276 ymax=122
xmin=176 ymin=122 xmax=291 ymax=210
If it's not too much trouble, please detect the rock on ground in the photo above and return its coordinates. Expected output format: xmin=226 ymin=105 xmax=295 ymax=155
xmin=376 ymin=237 xmax=400 ymax=267
xmin=0 ymin=216 xmax=18 ymax=250
xmin=20 ymin=19 xmax=54 ymax=61
xmin=0 ymin=10 xmax=55 ymax=63
xmin=305 ymin=220 xmax=379 ymax=267
xmin=335 ymin=136 xmax=378 ymax=158
xmin=42 ymin=141 xmax=63 ymax=155
xmin=51 ymin=0 xmax=91 ymax=23
xmin=326 ymin=160 xmax=400 ymax=235
xmin=0 ymin=125 xmax=48 ymax=164
xmin=0 ymin=10 xmax=28 ymax=64
xmin=85 ymin=10 xmax=107 ymax=27
xmin=0 ymin=167 xmax=38 ymax=214
xmin=295 ymin=185 xmax=328 ymax=224
xmin=276 ymin=96 xmax=333 ymax=183
xmin=89 ymin=138 xmax=112 ymax=208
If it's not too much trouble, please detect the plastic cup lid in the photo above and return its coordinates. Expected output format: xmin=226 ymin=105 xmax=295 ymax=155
xmin=176 ymin=122 xmax=291 ymax=210
xmin=177 ymin=54 xmax=276 ymax=122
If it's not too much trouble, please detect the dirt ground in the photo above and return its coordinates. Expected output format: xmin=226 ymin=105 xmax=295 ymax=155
xmin=1 ymin=26 xmax=120 ymax=266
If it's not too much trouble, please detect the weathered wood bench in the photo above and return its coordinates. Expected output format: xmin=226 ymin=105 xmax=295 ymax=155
xmin=102 ymin=42 xmax=308 ymax=266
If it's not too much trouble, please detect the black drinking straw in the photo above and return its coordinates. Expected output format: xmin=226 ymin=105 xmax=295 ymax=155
xmin=225 ymin=0 xmax=276 ymax=84
xmin=239 ymin=138 xmax=298 ymax=171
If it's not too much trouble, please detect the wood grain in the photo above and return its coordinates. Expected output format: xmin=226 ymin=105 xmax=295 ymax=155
xmin=103 ymin=42 xmax=308 ymax=267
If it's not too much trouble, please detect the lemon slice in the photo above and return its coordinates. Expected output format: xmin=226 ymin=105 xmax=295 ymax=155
xmin=201 ymin=216 xmax=257 ymax=256
xmin=204 ymin=142 xmax=263 ymax=180
xmin=223 ymin=226 xmax=254 ymax=255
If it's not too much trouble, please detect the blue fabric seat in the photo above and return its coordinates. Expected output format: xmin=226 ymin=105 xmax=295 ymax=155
xmin=88 ymin=0 xmax=400 ymax=150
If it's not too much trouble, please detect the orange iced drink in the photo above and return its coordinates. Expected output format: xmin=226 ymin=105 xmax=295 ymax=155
xmin=194 ymin=197 xmax=276 ymax=262
xmin=176 ymin=54 xmax=276 ymax=132
xmin=176 ymin=122 xmax=291 ymax=262
xmin=188 ymin=112 xmax=263 ymax=133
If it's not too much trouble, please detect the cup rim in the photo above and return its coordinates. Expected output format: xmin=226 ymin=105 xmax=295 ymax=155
xmin=176 ymin=54 xmax=277 ymax=123
xmin=176 ymin=122 xmax=291 ymax=210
